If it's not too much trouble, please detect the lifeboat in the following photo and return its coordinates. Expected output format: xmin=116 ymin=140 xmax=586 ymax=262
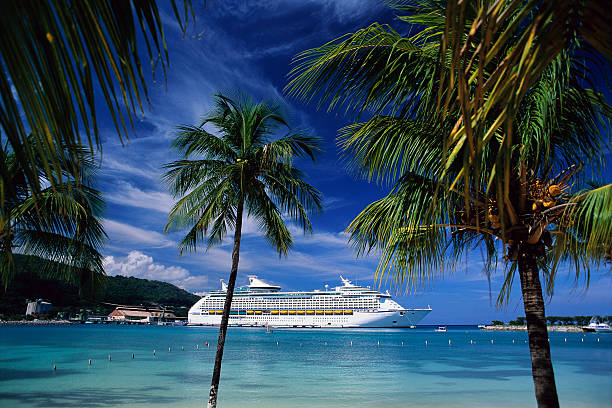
xmin=246 ymin=310 xmax=254 ymax=315
xmin=333 ymin=310 xmax=342 ymax=315
xmin=324 ymin=311 xmax=333 ymax=315
xmin=254 ymin=311 xmax=262 ymax=315
xmin=297 ymin=311 xmax=305 ymax=315
xmin=344 ymin=310 xmax=353 ymax=315
xmin=306 ymin=311 xmax=315 ymax=315
xmin=280 ymin=310 xmax=288 ymax=315
xmin=270 ymin=310 xmax=279 ymax=315
xmin=288 ymin=310 xmax=297 ymax=315
xmin=315 ymin=310 xmax=324 ymax=315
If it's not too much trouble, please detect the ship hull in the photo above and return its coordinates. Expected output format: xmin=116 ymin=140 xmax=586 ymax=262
xmin=188 ymin=309 xmax=431 ymax=328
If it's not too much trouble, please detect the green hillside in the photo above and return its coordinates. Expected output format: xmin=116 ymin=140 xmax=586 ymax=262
xmin=0 ymin=254 xmax=200 ymax=318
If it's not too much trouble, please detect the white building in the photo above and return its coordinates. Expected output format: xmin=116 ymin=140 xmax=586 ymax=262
xmin=26 ymin=299 xmax=52 ymax=316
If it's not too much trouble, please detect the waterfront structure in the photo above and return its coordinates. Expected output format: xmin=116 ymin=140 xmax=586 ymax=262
xmin=108 ymin=306 xmax=178 ymax=323
xmin=25 ymin=299 xmax=52 ymax=316
xmin=188 ymin=276 xmax=431 ymax=328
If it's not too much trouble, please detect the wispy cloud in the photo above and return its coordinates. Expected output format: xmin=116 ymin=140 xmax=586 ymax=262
xmin=105 ymin=181 xmax=174 ymax=214
xmin=104 ymin=219 xmax=173 ymax=248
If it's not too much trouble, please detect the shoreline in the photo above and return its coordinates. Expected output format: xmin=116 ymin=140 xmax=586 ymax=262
xmin=0 ymin=320 xmax=73 ymax=326
xmin=481 ymin=325 xmax=584 ymax=332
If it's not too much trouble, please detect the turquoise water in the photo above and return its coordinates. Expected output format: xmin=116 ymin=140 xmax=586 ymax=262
xmin=0 ymin=325 xmax=610 ymax=407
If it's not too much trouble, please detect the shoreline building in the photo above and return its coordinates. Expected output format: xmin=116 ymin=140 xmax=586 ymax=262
xmin=25 ymin=299 xmax=52 ymax=316
xmin=108 ymin=306 xmax=179 ymax=323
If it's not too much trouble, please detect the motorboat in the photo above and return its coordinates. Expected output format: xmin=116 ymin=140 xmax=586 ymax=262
xmin=582 ymin=317 xmax=612 ymax=333
xmin=435 ymin=326 xmax=447 ymax=332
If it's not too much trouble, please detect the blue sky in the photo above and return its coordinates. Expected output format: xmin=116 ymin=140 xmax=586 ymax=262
xmin=96 ymin=1 xmax=611 ymax=324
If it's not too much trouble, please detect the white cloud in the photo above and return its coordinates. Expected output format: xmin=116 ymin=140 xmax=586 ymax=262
xmin=105 ymin=181 xmax=174 ymax=213
xmin=103 ymin=250 xmax=208 ymax=292
xmin=104 ymin=219 xmax=173 ymax=248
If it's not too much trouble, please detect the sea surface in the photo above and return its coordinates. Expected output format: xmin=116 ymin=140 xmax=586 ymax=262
xmin=0 ymin=324 xmax=610 ymax=407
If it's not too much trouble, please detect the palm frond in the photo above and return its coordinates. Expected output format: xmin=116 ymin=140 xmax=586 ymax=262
xmin=0 ymin=0 xmax=193 ymax=200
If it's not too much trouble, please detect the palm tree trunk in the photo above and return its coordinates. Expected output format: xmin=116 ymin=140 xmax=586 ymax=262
xmin=517 ymin=245 xmax=559 ymax=408
xmin=207 ymin=197 xmax=244 ymax=408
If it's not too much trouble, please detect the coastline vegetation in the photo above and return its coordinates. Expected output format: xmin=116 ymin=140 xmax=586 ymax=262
xmin=286 ymin=2 xmax=611 ymax=408
xmin=0 ymin=254 xmax=197 ymax=320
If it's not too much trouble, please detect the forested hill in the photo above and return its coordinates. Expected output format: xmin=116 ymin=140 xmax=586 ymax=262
xmin=0 ymin=254 xmax=200 ymax=317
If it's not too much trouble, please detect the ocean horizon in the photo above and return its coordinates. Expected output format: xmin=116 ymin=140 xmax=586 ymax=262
xmin=0 ymin=324 xmax=610 ymax=407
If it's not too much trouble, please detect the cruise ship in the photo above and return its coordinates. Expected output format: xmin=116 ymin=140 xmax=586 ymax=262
xmin=188 ymin=276 xmax=432 ymax=328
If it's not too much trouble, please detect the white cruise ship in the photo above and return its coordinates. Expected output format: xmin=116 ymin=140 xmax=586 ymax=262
xmin=188 ymin=276 xmax=431 ymax=328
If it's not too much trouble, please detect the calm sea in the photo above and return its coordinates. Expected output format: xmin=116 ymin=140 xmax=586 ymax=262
xmin=0 ymin=325 xmax=610 ymax=407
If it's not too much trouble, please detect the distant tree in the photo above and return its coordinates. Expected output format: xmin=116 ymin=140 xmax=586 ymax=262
xmin=163 ymin=93 xmax=322 ymax=408
xmin=510 ymin=317 xmax=527 ymax=326
xmin=492 ymin=320 xmax=505 ymax=326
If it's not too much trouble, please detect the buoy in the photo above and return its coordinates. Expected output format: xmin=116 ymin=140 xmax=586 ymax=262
xmin=581 ymin=338 xmax=584 ymax=342
xmin=196 ymin=344 xmax=199 ymax=350
xmin=181 ymin=346 xmax=184 ymax=351
xmin=206 ymin=342 xmax=209 ymax=347
xmin=449 ymin=339 xmax=451 ymax=345
xmin=168 ymin=347 xmax=171 ymax=352
xmin=491 ymin=339 xmax=494 ymax=344
xmin=108 ymin=355 xmax=111 ymax=361
xmin=153 ymin=349 xmax=156 ymax=356
xmin=53 ymin=364 xmax=56 ymax=371
xmin=425 ymin=340 xmax=428 ymax=346
xmin=377 ymin=341 xmax=379 ymax=347
xmin=564 ymin=338 xmax=567 ymax=342
xmin=401 ymin=341 xmax=404 ymax=346
xmin=88 ymin=359 xmax=92 ymax=366
xmin=132 ymin=353 xmax=135 ymax=359
xmin=524 ymin=340 xmax=527 ymax=343
xmin=276 ymin=341 xmax=279 ymax=346
xmin=350 ymin=341 xmax=352 ymax=347
xmin=512 ymin=339 xmax=515 ymax=344
xmin=597 ymin=338 xmax=600 ymax=342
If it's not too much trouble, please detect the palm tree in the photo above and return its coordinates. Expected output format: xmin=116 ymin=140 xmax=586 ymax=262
xmin=0 ymin=140 xmax=107 ymax=296
xmin=0 ymin=0 xmax=193 ymax=207
xmin=163 ymin=93 xmax=322 ymax=408
xmin=286 ymin=3 xmax=611 ymax=408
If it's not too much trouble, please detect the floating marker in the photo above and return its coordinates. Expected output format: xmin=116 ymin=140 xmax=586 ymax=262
xmin=108 ymin=355 xmax=111 ymax=361
xmin=276 ymin=341 xmax=279 ymax=346
xmin=196 ymin=344 xmax=199 ymax=350
xmin=449 ymin=339 xmax=451 ymax=345
xmin=581 ymin=338 xmax=584 ymax=342
xmin=491 ymin=339 xmax=494 ymax=344
xmin=168 ymin=347 xmax=171 ymax=352
xmin=88 ymin=359 xmax=92 ymax=366
xmin=132 ymin=353 xmax=135 ymax=359
xmin=597 ymin=338 xmax=600 ymax=342
xmin=181 ymin=346 xmax=184 ymax=351
xmin=512 ymin=339 xmax=515 ymax=344
xmin=401 ymin=341 xmax=404 ymax=346
xmin=206 ymin=342 xmax=209 ymax=347
xmin=153 ymin=349 xmax=156 ymax=356
xmin=564 ymin=338 xmax=567 ymax=342
xmin=53 ymin=364 xmax=56 ymax=371
xmin=425 ymin=340 xmax=428 ymax=346
xmin=350 ymin=341 xmax=352 ymax=347
xmin=524 ymin=340 xmax=527 ymax=343
xmin=377 ymin=341 xmax=380 ymax=347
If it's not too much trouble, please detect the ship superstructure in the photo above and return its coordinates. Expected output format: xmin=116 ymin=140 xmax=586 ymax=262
xmin=188 ymin=276 xmax=431 ymax=328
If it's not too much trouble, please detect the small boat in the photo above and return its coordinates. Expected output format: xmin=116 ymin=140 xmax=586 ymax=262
xmin=582 ymin=317 xmax=612 ymax=333
xmin=435 ymin=326 xmax=447 ymax=332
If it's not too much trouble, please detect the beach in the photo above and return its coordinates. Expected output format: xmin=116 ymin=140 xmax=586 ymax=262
xmin=0 ymin=325 xmax=610 ymax=407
